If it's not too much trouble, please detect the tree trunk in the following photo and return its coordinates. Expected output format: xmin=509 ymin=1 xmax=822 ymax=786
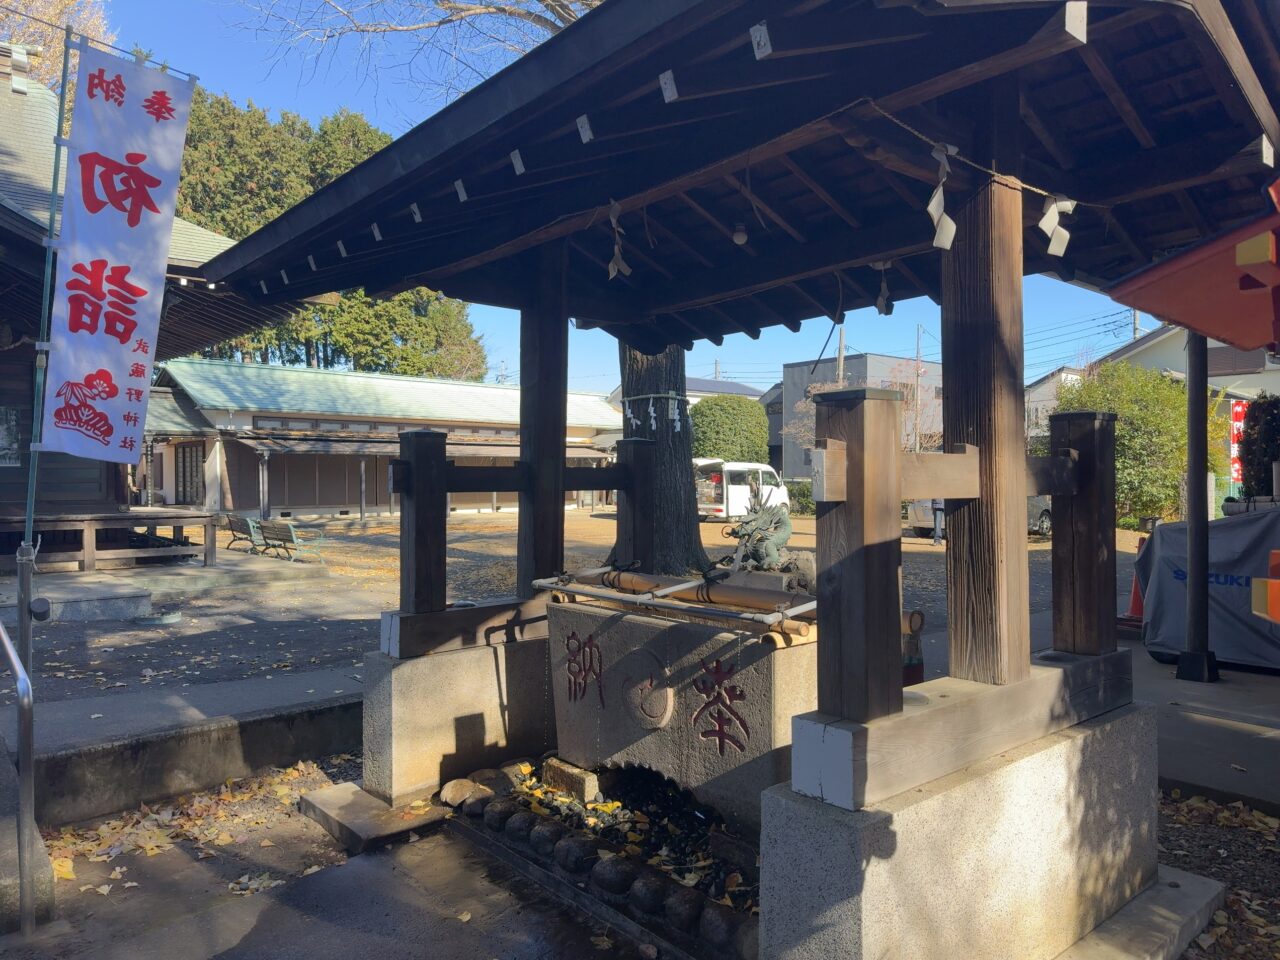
xmin=306 ymin=340 xmax=318 ymax=368
xmin=617 ymin=341 xmax=710 ymax=575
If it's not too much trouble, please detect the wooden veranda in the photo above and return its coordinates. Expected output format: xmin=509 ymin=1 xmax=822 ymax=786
xmin=205 ymin=0 xmax=1280 ymax=712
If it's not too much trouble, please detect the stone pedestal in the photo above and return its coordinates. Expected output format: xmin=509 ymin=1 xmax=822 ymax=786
xmin=548 ymin=601 xmax=816 ymax=832
xmin=363 ymin=639 xmax=554 ymax=806
xmin=760 ymin=703 xmax=1179 ymax=960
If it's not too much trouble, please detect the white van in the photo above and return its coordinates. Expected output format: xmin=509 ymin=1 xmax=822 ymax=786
xmin=694 ymin=459 xmax=790 ymax=521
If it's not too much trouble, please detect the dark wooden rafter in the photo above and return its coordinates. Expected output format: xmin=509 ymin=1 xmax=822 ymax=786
xmin=780 ymin=154 xmax=863 ymax=227
xmin=1100 ymin=208 xmax=1149 ymax=265
xmin=678 ymin=190 xmax=758 ymax=255
xmin=894 ymin=257 xmax=940 ymax=304
xmin=750 ymin=7 xmax=931 ymax=60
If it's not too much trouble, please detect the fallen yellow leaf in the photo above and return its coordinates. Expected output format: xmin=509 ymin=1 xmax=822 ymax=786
xmin=259 ymin=839 xmax=275 ymax=848
xmin=52 ymin=857 xmax=76 ymax=882
xmin=517 ymin=762 xmax=533 ymax=776
xmin=530 ymin=802 xmax=551 ymax=816
xmin=456 ymin=910 xmax=472 ymax=923
xmin=214 ymin=832 xmax=235 ymax=846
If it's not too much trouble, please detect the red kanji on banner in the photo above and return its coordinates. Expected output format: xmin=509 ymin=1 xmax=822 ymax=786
xmin=129 ymin=363 xmax=146 ymax=378
xmin=132 ymin=339 xmax=150 ymax=355
xmin=79 ymin=151 xmax=162 ymax=228
xmin=142 ymin=90 xmax=175 ymax=122
xmin=123 ymin=412 xmax=140 ymax=427
xmin=119 ymin=436 xmax=136 ymax=451
xmin=66 ymin=260 xmax=146 ymax=344
xmin=126 ymin=388 xmax=144 ymax=403
xmin=86 ymin=68 xmax=126 ymax=106
xmin=66 ymin=259 xmax=147 ymax=345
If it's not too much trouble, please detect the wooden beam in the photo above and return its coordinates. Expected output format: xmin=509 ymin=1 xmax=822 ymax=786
xmin=901 ymin=444 xmax=980 ymax=499
xmin=1099 ymin=208 xmax=1149 ymax=266
xmin=1188 ymin=0 xmax=1280 ymax=147
xmin=895 ymin=258 xmax=940 ymax=305
xmin=446 ymin=463 xmax=530 ymax=493
xmin=659 ymin=56 xmax=838 ymax=104
xmin=723 ymin=173 xmax=808 ymax=243
xmin=1078 ymin=44 xmax=1157 ymax=149
xmin=780 ymin=154 xmax=862 ymax=228
xmin=814 ymin=388 xmax=904 ymax=722
xmin=517 ymin=241 xmax=569 ymax=598
xmin=750 ymin=9 xmax=930 ymax=60
xmin=384 ymin=598 xmax=549 ymax=659
xmin=868 ymin=1 xmax=1088 ymax=115
xmin=1020 ymin=85 xmax=1075 ymax=169
xmin=678 ymin=191 xmax=758 ymax=255
xmin=641 ymin=217 xmax=935 ymax=315
xmin=564 ymin=465 xmax=630 ymax=491
xmin=1175 ymin=188 xmax=1213 ymax=238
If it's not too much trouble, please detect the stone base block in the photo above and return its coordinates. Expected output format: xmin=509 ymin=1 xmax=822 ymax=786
xmin=548 ymin=602 xmax=817 ymax=834
xmin=0 ymin=733 xmax=53 ymax=934
xmin=299 ymin=782 xmax=449 ymax=854
xmin=761 ymin=702 xmax=1161 ymax=960
xmin=363 ymin=639 xmax=554 ymax=807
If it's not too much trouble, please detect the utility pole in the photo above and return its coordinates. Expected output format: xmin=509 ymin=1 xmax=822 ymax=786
xmin=911 ymin=325 xmax=921 ymax=453
xmin=836 ymin=324 xmax=846 ymax=385
xmin=1132 ymin=307 xmax=1140 ymax=340
xmin=714 ymin=358 xmax=721 ymax=380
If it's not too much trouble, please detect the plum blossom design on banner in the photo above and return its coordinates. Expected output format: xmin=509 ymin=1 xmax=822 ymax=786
xmin=41 ymin=43 xmax=193 ymax=464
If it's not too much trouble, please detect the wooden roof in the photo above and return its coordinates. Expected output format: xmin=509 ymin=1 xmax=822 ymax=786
xmin=204 ymin=0 xmax=1280 ymax=354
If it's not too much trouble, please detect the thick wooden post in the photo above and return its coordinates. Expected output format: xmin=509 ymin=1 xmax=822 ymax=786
xmin=1050 ymin=411 xmax=1117 ymax=655
xmin=258 ymin=454 xmax=270 ymax=521
xmin=517 ymin=240 xmax=569 ymax=598
xmin=614 ymin=438 xmax=656 ymax=570
xmin=398 ymin=430 xmax=448 ymax=615
xmin=813 ymin=388 xmax=904 ymax=722
xmin=940 ymin=78 xmax=1030 ymax=686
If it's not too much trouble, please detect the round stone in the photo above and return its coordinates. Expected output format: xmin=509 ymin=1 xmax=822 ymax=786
xmin=734 ymin=916 xmax=759 ymax=960
xmin=503 ymin=810 xmax=537 ymax=844
xmin=468 ymin=767 xmax=514 ymax=795
xmin=439 ymin=778 xmax=476 ymax=807
xmin=461 ymin=786 xmax=494 ymax=817
xmin=664 ymin=887 xmax=704 ymax=933
xmin=483 ymin=798 xmax=521 ymax=833
xmin=629 ymin=873 xmax=668 ymax=914
xmin=552 ymin=835 xmax=599 ymax=873
xmin=528 ymin=820 xmax=567 ymax=858
xmin=590 ymin=856 xmax=639 ymax=895
xmin=699 ymin=901 xmax=741 ymax=947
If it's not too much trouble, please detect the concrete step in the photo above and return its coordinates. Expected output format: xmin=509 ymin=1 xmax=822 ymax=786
xmin=0 ymin=668 xmax=362 ymax=826
xmin=0 ymin=735 xmax=53 ymax=935
xmin=1053 ymin=865 xmax=1223 ymax=960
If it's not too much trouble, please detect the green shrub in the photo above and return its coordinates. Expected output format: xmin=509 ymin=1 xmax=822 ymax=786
xmin=788 ymin=479 xmax=815 ymax=516
xmin=689 ymin=394 xmax=769 ymax=464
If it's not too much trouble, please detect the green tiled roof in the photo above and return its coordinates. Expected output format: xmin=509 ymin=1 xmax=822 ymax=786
xmin=158 ymin=359 xmax=622 ymax=430
xmin=0 ymin=77 xmax=234 ymax=266
xmin=145 ymin=386 xmax=215 ymax=436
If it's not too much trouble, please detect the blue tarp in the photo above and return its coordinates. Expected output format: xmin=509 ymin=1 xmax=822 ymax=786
xmin=1134 ymin=510 xmax=1280 ymax=669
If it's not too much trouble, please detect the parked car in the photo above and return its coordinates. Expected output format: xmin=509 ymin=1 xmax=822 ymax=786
xmin=906 ymin=496 xmax=1053 ymax=538
xmin=694 ymin=460 xmax=789 ymax=521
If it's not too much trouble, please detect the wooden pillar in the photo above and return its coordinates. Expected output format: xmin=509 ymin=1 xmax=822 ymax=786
xmin=397 ymin=430 xmax=448 ymax=615
xmin=359 ymin=459 xmax=367 ymax=522
xmin=614 ymin=438 xmax=656 ymax=571
xmin=940 ymin=77 xmax=1030 ymax=685
xmin=517 ymin=241 xmax=569 ymax=598
xmin=813 ymin=388 xmax=904 ymax=722
xmin=258 ymin=454 xmax=270 ymax=521
xmin=1049 ymin=411 xmax=1117 ymax=655
xmin=1178 ymin=332 xmax=1218 ymax=681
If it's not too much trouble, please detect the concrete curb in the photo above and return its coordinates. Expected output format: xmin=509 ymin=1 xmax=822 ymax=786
xmin=33 ymin=695 xmax=361 ymax=826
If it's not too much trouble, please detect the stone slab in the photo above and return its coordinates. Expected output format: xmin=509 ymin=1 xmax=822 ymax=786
xmin=299 ymin=781 xmax=448 ymax=854
xmin=541 ymin=757 xmax=600 ymax=804
xmin=760 ymin=702 xmax=1159 ymax=960
xmin=548 ymin=602 xmax=817 ymax=833
xmin=1053 ymin=865 xmax=1223 ymax=960
xmin=792 ymin=648 xmax=1132 ymax=810
xmin=363 ymin=639 xmax=555 ymax=807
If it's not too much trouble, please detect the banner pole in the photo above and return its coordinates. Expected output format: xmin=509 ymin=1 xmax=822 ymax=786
xmin=23 ymin=25 xmax=74 ymax=548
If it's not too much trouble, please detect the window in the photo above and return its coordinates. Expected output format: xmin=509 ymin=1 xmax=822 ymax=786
xmin=287 ymin=419 xmax=313 ymax=430
xmin=254 ymin=418 xmax=283 ymax=429
xmin=760 ymin=470 xmax=780 ymax=487
xmin=317 ymin=421 xmax=343 ymax=431
xmin=174 ymin=442 xmax=205 ymax=505
xmin=766 ymin=402 xmax=782 ymax=415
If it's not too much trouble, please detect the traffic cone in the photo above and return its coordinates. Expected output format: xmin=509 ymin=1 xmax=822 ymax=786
xmin=1123 ymin=536 xmax=1147 ymax=620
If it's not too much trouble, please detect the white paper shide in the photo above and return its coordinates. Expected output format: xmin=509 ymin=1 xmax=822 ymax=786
xmin=40 ymin=45 xmax=193 ymax=464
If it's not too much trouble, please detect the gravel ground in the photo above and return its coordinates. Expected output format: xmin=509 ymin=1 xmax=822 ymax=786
xmin=1165 ymin=791 xmax=1280 ymax=960
xmin=3 ymin=512 xmax=1140 ymax=704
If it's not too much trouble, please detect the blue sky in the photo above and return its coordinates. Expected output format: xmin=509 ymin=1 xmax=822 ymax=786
xmin=110 ymin=0 xmax=1152 ymax=395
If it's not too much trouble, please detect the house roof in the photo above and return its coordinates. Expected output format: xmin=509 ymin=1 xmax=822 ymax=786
xmin=685 ymin=377 xmax=763 ymax=398
xmin=1092 ymin=325 xmax=1181 ymax=365
xmin=1024 ymin=364 xmax=1085 ymax=391
xmin=156 ymin=358 xmax=621 ymax=430
xmin=145 ymin=386 xmax=216 ymax=437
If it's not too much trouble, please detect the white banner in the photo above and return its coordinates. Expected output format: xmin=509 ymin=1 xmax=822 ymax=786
xmin=40 ymin=45 xmax=193 ymax=464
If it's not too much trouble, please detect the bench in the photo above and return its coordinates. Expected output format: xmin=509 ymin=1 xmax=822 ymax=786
xmin=258 ymin=519 xmax=326 ymax=564
xmin=224 ymin=514 xmax=268 ymax=554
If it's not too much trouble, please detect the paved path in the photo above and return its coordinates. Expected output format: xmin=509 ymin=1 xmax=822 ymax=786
xmin=4 ymin=832 xmax=645 ymax=960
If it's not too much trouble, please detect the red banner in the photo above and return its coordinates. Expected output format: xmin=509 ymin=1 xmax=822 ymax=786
xmin=1231 ymin=399 xmax=1249 ymax=483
